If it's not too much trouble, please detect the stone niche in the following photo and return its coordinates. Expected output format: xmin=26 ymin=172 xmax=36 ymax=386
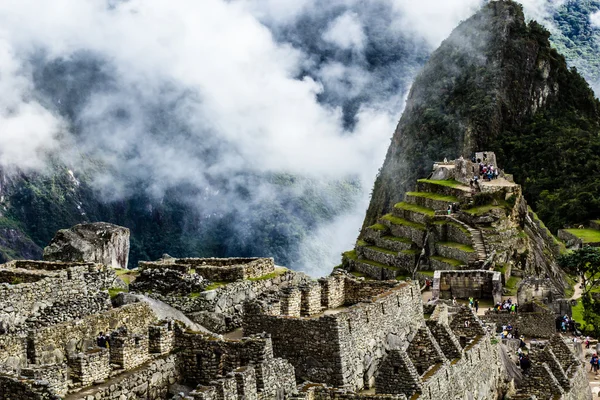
xmin=432 ymin=270 xmax=502 ymax=304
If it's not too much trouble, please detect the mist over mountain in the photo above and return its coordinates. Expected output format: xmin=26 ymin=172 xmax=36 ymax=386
xmin=0 ymin=0 xmax=599 ymax=275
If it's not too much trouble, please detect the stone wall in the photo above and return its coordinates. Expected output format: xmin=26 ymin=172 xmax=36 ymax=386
xmin=0 ymin=335 xmax=27 ymax=371
xmin=67 ymin=354 xmax=180 ymax=400
xmin=482 ymin=310 xmax=556 ymax=338
xmin=140 ymin=257 xmax=276 ymax=281
xmin=0 ymin=373 xmax=60 ymax=400
xmin=68 ymin=348 xmax=110 ymax=387
xmin=244 ymin=280 xmax=424 ymax=391
xmin=144 ymin=270 xmax=308 ymax=333
xmin=517 ymin=277 xmax=556 ymax=305
xmin=432 ymin=270 xmax=502 ymax=303
xmin=0 ymin=263 xmax=120 ymax=333
xmin=29 ymin=302 xmax=156 ymax=364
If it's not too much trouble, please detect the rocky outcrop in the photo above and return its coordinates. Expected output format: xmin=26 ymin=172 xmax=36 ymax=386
xmin=43 ymin=222 xmax=130 ymax=269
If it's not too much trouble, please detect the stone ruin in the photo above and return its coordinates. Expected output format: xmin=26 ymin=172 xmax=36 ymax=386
xmin=0 ymin=152 xmax=591 ymax=400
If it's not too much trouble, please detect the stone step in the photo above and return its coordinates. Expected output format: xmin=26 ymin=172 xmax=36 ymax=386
xmin=380 ymin=214 xmax=426 ymax=247
xmin=415 ymin=179 xmax=471 ymax=199
xmin=392 ymin=202 xmax=435 ymax=225
xmin=357 ymin=245 xmax=419 ymax=272
xmin=405 ymin=191 xmax=459 ymax=211
xmin=434 ymin=242 xmax=476 ymax=265
xmin=429 ymin=255 xmax=466 ymax=270
xmin=348 ymin=258 xmax=401 ymax=281
xmin=376 ymin=235 xmax=414 ymax=252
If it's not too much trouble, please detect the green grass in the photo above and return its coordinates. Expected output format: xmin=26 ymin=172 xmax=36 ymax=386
xmin=419 ymin=270 xmax=435 ymax=277
xmin=394 ymin=202 xmax=435 ymax=217
xmin=406 ymin=191 xmax=459 ymax=203
xmin=564 ymin=228 xmax=600 ymax=243
xmin=494 ymin=264 xmax=507 ymax=274
xmin=203 ymin=281 xmax=227 ymax=291
xmin=368 ymin=223 xmax=387 ymax=232
xmin=366 ymin=246 xmax=398 ymax=256
xmin=343 ymin=250 xmax=358 ymax=260
xmin=108 ymin=288 xmax=128 ymax=298
xmin=417 ymin=179 xmax=466 ymax=189
xmin=401 ymin=249 xmax=420 ymax=256
xmin=437 ymin=242 xmax=475 ymax=252
xmin=429 ymin=256 xmax=465 ymax=268
xmin=247 ymin=267 xmax=288 ymax=282
xmin=564 ymin=274 xmax=577 ymax=299
xmin=504 ymin=276 xmax=522 ymax=296
xmin=382 ymin=235 xmax=412 ymax=243
xmin=356 ymin=258 xmax=399 ymax=271
xmin=571 ymin=300 xmax=588 ymax=332
xmin=463 ymin=205 xmax=503 ymax=216
xmin=433 ymin=220 xmax=470 ymax=235
xmin=357 ymin=240 xmax=368 ymax=247
xmin=381 ymin=214 xmax=426 ymax=231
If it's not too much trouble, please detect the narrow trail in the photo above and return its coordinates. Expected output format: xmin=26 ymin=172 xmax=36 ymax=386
xmin=571 ymin=277 xmax=584 ymax=301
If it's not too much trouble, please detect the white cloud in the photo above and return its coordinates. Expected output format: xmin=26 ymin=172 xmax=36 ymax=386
xmin=323 ymin=12 xmax=366 ymax=51
xmin=591 ymin=10 xmax=600 ymax=28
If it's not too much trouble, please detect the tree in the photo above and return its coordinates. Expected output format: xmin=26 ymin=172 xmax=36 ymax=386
xmin=559 ymin=246 xmax=600 ymax=295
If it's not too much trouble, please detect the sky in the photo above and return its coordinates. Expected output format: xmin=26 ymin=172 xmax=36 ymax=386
xmin=0 ymin=0 xmax=584 ymax=275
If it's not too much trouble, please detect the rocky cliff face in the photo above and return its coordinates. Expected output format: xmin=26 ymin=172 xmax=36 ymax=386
xmin=363 ymin=0 xmax=600 ymax=233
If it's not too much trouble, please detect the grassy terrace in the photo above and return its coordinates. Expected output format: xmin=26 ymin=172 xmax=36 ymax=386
xmin=463 ymin=205 xmax=504 ymax=216
xmin=433 ymin=220 xmax=471 ymax=235
xmin=368 ymin=223 xmax=387 ymax=232
xmin=382 ymin=235 xmax=412 ymax=243
xmin=418 ymin=179 xmax=466 ymax=189
xmin=357 ymin=258 xmax=399 ymax=271
xmin=382 ymin=214 xmax=426 ymax=231
xmin=394 ymin=202 xmax=435 ymax=217
xmin=366 ymin=246 xmax=398 ymax=256
xmin=248 ymin=267 xmax=288 ymax=282
xmin=437 ymin=242 xmax=475 ymax=252
xmin=343 ymin=250 xmax=358 ymax=260
xmin=406 ymin=191 xmax=459 ymax=203
xmin=504 ymin=276 xmax=522 ymax=296
xmin=564 ymin=228 xmax=600 ymax=243
xmin=401 ymin=249 xmax=420 ymax=255
xmin=429 ymin=256 xmax=465 ymax=268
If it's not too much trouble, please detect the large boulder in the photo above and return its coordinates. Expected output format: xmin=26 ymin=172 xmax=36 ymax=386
xmin=43 ymin=222 xmax=130 ymax=269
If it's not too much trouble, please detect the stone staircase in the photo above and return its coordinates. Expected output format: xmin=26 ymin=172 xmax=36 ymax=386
xmin=344 ymin=179 xmax=481 ymax=280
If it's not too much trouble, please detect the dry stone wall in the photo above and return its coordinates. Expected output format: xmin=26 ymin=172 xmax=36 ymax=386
xmin=432 ymin=270 xmax=502 ymax=303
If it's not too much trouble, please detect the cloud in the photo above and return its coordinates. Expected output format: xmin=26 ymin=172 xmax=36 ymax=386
xmin=591 ymin=10 xmax=600 ymax=28
xmin=0 ymin=0 xmax=574 ymax=273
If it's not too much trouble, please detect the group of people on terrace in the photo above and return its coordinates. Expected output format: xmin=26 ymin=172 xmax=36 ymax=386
xmin=494 ymin=298 xmax=518 ymax=314
xmin=500 ymin=323 xmax=520 ymax=340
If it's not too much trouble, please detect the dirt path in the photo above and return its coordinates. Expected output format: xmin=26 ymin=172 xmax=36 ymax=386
xmin=572 ymin=277 xmax=584 ymax=300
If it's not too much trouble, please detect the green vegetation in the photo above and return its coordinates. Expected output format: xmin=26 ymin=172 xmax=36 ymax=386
xmin=564 ymin=229 xmax=600 ymax=243
xmin=437 ymin=242 xmax=475 ymax=253
xmin=504 ymin=276 xmax=522 ymax=296
xmin=401 ymin=249 xmax=420 ymax=256
xmin=357 ymin=258 xmax=398 ymax=271
xmin=494 ymin=264 xmax=507 ymax=274
xmin=381 ymin=214 xmax=426 ymax=231
xmin=382 ymin=235 xmax=412 ymax=244
xmin=559 ymin=247 xmax=600 ymax=295
xmin=356 ymin=240 xmax=368 ymax=247
xmin=433 ymin=220 xmax=470 ymax=236
xmin=203 ymin=281 xmax=227 ymax=291
xmin=366 ymin=246 xmax=398 ymax=256
xmin=10 ymin=277 xmax=23 ymax=285
xmin=417 ymin=179 xmax=466 ymax=189
xmin=247 ymin=267 xmax=288 ymax=282
xmin=368 ymin=223 xmax=387 ymax=232
xmin=406 ymin=192 xmax=458 ymax=203
xmin=108 ymin=287 xmax=128 ymax=298
xmin=429 ymin=256 xmax=465 ymax=268
xmin=564 ymin=274 xmax=577 ymax=299
xmin=394 ymin=202 xmax=435 ymax=217
xmin=463 ymin=205 xmax=503 ymax=216
xmin=343 ymin=250 xmax=358 ymax=261
xmin=418 ymin=270 xmax=435 ymax=277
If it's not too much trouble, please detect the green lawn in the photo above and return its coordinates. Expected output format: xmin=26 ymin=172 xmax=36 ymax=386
xmin=407 ymin=191 xmax=459 ymax=203
xmin=419 ymin=270 xmax=435 ymax=277
xmin=366 ymin=246 xmax=398 ymax=256
xmin=504 ymin=276 xmax=522 ymax=296
xmin=571 ymin=300 xmax=588 ymax=332
xmin=417 ymin=179 xmax=467 ymax=189
xmin=394 ymin=202 xmax=435 ymax=217
xmin=382 ymin=235 xmax=412 ymax=244
xmin=368 ymin=223 xmax=387 ymax=232
xmin=202 ymin=281 xmax=228 ymax=291
xmin=437 ymin=242 xmax=475 ymax=253
xmin=564 ymin=228 xmax=600 ymax=243
xmin=343 ymin=250 xmax=358 ymax=260
xmin=382 ymin=214 xmax=426 ymax=231
xmin=430 ymin=256 xmax=465 ymax=268
xmin=108 ymin=287 xmax=128 ymax=298
xmin=463 ymin=205 xmax=503 ymax=216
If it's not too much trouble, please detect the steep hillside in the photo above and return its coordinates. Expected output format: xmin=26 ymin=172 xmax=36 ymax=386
xmin=363 ymin=0 xmax=600 ymax=234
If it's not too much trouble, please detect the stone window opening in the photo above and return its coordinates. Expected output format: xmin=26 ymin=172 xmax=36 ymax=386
xmin=134 ymin=337 xmax=141 ymax=347
xmin=381 ymin=303 xmax=385 ymax=314
xmin=347 ymin=320 xmax=352 ymax=333
xmin=196 ymin=353 xmax=202 ymax=370
xmin=410 ymin=288 xmax=413 ymax=298
xmin=397 ymin=296 xmax=401 ymax=307
xmin=365 ymin=312 xmax=369 ymax=323
xmin=446 ymin=370 xmax=449 ymax=380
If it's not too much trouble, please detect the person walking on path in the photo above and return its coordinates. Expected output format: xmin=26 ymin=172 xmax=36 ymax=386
xmin=474 ymin=299 xmax=479 ymax=313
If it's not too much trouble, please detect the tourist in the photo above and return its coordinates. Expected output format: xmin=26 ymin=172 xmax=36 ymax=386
xmin=469 ymin=297 xmax=474 ymax=308
xmin=591 ymin=354 xmax=599 ymax=374
xmin=447 ymin=205 xmax=452 ymax=215
xmin=586 ymin=336 xmax=591 ymax=349
xmin=520 ymin=354 xmax=531 ymax=374
xmin=464 ymin=320 xmax=470 ymax=328
xmin=474 ymin=299 xmax=479 ymax=313
xmin=97 ymin=332 xmax=108 ymax=348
